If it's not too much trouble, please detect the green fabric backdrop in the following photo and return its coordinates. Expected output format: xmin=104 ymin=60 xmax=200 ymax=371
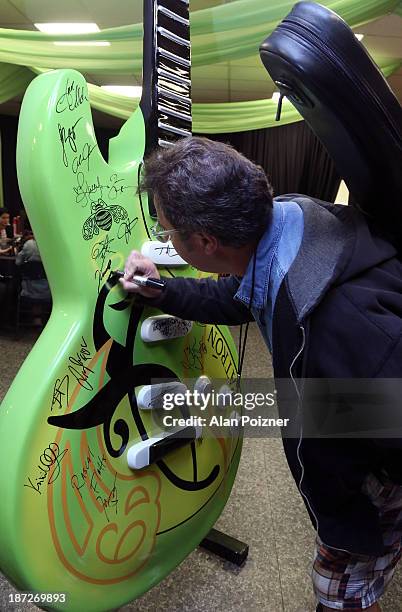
xmin=0 ymin=0 xmax=401 ymax=132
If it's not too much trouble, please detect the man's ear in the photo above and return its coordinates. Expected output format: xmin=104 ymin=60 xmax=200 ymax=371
xmin=194 ymin=232 xmax=218 ymax=255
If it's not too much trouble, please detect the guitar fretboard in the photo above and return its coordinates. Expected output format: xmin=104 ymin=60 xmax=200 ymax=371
xmin=155 ymin=0 xmax=192 ymax=147
xmin=141 ymin=0 xmax=191 ymax=153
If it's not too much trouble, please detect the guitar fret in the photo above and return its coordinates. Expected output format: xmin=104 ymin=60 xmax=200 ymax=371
xmin=159 ymin=86 xmax=191 ymax=104
xmin=158 ymin=121 xmax=192 ymax=137
xmin=158 ymin=67 xmax=190 ymax=86
xmin=159 ymin=60 xmax=189 ymax=78
xmin=159 ymin=112 xmax=192 ymax=128
xmin=158 ymin=97 xmax=191 ymax=118
xmin=158 ymin=6 xmax=189 ymax=26
xmin=159 ymin=112 xmax=192 ymax=127
xmin=157 ymin=85 xmax=190 ymax=104
xmin=158 ymin=138 xmax=175 ymax=147
xmin=158 ymin=95 xmax=191 ymax=116
xmin=159 ymin=82 xmax=190 ymax=102
xmin=159 ymin=0 xmax=188 ymax=20
xmin=158 ymin=120 xmax=192 ymax=136
xmin=158 ymin=104 xmax=192 ymax=122
xmin=158 ymin=26 xmax=190 ymax=48
xmin=158 ymin=47 xmax=190 ymax=68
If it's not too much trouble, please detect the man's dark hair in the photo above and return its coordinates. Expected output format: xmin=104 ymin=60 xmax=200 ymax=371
xmin=140 ymin=137 xmax=273 ymax=246
xmin=0 ymin=208 xmax=9 ymax=216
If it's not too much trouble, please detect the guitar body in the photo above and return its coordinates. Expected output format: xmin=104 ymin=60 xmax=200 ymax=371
xmin=0 ymin=4 xmax=242 ymax=609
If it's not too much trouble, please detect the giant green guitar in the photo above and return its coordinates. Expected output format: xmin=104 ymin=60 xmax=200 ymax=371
xmin=0 ymin=1 xmax=242 ymax=610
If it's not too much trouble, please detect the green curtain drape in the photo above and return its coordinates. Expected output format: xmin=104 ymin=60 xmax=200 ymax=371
xmin=0 ymin=0 xmax=400 ymax=71
xmin=29 ymin=56 xmax=402 ymax=133
xmin=0 ymin=0 xmax=400 ymax=132
xmin=0 ymin=63 xmax=34 ymax=104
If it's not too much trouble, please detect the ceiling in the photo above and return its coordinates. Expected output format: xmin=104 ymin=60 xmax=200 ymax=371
xmin=0 ymin=0 xmax=401 ymax=127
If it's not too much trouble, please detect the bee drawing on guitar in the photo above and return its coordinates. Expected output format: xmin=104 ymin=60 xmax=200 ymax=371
xmin=82 ymin=198 xmax=128 ymax=240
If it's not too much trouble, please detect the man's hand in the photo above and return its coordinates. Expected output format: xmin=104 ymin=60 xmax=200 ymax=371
xmin=119 ymin=250 xmax=163 ymax=299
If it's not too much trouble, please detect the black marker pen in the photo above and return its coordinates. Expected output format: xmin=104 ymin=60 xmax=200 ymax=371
xmin=113 ymin=270 xmax=166 ymax=290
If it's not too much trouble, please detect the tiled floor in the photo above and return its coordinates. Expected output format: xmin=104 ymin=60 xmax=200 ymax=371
xmin=0 ymin=324 xmax=401 ymax=611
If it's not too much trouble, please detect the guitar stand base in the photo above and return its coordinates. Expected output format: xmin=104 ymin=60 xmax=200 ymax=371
xmin=199 ymin=528 xmax=249 ymax=567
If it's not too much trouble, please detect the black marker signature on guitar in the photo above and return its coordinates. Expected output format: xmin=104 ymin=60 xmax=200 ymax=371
xmin=117 ymin=217 xmax=139 ymax=244
xmin=68 ymin=336 xmax=94 ymax=391
xmin=73 ymin=173 xmax=134 ymax=207
xmin=51 ymin=374 xmax=70 ymax=411
xmin=74 ymin=173 xmax=106 ymax=207
xmin=92 ymin=235 xmax=116 ymax=292
xmin=108 ymin=174 xmax=135 ymax=200
xmin=182 ymin=337 xmax=207 ymax=371
xmin=58 ymin=117 xmax=82 ymax=168
xmin=155 ymin=244 xmax=178 ymax=257
xmin=56 ymin=78 xmax=88 ymax=114
xmin=96 ymin=472 xmax=118 ymax=522
xmin=72 ymin=142 xmax=97 ymax=174
xmin=71 ymin=446 xmax=107 ymax=498
xmin=91 ymin=235 xmax=116 ymax=263
xmin=94 ymin=259 xmax=113 ymax=293
xmin=24 ymin=443 xmax=69 ymax=494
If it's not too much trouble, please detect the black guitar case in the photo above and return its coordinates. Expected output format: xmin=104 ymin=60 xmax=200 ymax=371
xmin=259 ymin=1 xmax=402 ymax=248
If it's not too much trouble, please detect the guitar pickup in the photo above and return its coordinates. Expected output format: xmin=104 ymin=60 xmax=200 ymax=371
xmin=141 ymin=315 xmax=192 ymax=342
xmin=141 ymin=240 xmax=188 ymax=266
xmin=127 ymin=425 xmax=202 ymax=469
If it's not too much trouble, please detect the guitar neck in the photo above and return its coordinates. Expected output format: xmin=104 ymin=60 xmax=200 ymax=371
xmin=140 ymin=0 xmax=192 ymax=216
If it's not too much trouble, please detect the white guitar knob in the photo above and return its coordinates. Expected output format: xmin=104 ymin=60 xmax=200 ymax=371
xmin=194 ymin=375 xmax=213 ymax=395
xmin=127 ymin=424 xmax=202 ymax=469
xmin=141 ymin=315 xmax=192 ymax=342
xmin=141 ymin=240 xmax=188 ymax=266
xmin=137 ymin=382 xmax=188 ymax=410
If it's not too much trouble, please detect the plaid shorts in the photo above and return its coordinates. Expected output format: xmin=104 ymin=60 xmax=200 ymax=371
xmin=312 ymin=472 xmax=402 ymax=610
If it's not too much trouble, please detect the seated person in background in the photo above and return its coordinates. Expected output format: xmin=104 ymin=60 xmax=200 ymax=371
xmin=0 ymin=207 xmax=12 ymax=255
xmin=15 ymin=229 xmax=51 ymax=302
xmin=0 ymin=207 xmax=11 ymax=235
xmin=0 ymin=208 xmax=14 ymax=321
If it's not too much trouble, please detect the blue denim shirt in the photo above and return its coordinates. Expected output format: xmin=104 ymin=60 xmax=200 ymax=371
xmin=234 ymin=199 xmax=304 ymax=352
